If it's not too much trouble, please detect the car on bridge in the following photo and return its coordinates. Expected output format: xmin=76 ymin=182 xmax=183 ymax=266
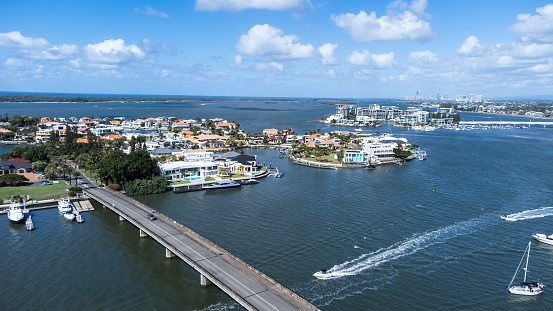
xmin=147 ymin=213 xmax=157 ymax=221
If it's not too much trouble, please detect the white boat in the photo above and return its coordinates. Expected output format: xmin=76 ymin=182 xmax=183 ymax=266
xmin=508 ymin=241 xmax=544 ymax=295
xmin=203 ymin=180 xmax=242 ymax=190
xmin=533 ymin=233 xmax=553 ymax=246
xmin=58 ymin=198 xmax=72 ymax=213
xmin=500 ymin=215 xmax=517 ymax=221
xmin=63 ymin=212 xmax=75 ymax=221
xmin=26 ymin=215 xmax=34 ymax=231
xmin=76 ymin=214 xmax=84 ymax=223
xmin=7 ymin=202 xmax=25 ymax=223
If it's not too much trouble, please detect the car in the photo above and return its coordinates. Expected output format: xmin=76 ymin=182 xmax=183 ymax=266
xmin=147 ymin=213 xmax=157 ymax=221
xmin=40 ymin=180 xmax=52 ymax=186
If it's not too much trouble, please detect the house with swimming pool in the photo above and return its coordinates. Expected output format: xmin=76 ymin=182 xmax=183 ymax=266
xmin=158 ymin=161 xmax=219 ymax=181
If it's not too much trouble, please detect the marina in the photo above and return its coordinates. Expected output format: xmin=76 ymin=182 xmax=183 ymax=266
xmin=1 ymin=102 xmax=553 ymax=310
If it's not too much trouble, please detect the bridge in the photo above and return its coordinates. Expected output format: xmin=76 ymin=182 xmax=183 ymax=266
xmin=460 ymin=121 xmax=553 ymax=126
xmin=83 ymin=185 xmax=319 ymax=311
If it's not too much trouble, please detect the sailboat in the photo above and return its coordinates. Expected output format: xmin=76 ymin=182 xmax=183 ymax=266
xmin=508 ymin=241 xmax=544 ymax=295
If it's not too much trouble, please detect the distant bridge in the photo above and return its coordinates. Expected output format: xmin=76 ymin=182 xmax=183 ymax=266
xmin=460 ymin=121 xmax=553 ymax=126
xmin=84 ymin=185 xmax=319 ymax=311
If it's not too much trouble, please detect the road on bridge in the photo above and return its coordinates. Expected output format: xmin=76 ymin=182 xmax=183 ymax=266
xmin=83 ymin=184 xmax=318 ymax=311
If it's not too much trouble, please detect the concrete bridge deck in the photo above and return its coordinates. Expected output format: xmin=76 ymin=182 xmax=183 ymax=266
xmin=460 ymin=121 xmax=553 ymax=125
xmin=83 ymin=185 xmax=319 ymax=311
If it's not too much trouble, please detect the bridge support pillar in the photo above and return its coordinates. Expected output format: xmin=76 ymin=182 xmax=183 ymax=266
xmin=119 ymin=215 xmax=125 ymax=221
xmin=139 ymin=229 xmax=148 ymax=238
xmin=166 ymin=248 xmax=175 ymax=259
xmin=200 ymin=274 xmax=212 ymax=287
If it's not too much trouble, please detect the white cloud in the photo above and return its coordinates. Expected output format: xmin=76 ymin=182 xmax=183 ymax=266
xmin=134 ymin=7 xmax=169 ymax=18
xmin=0 ymin=31 xmax=49 ymax=49
xmin=456 ymin=36 xmax=491 ymax=57
xmin=387 ymin=0 xmax=430 ymax=19
xmin=195 ymin=0 xmax=312 ymax=11
xmin=236 ymin=24 xmax=315 ymax=59
xmin=255 ymin=62 xmax=284 ymax=73
xmin=0 ymin=31 xmax=78 ymax=60
xmin=318 ymin=43 xmax=338 ymax=65
xmin=511 ymin=4 xmax=553 ymax=42
xmin=4 ymin=58 xmax=27 ymax=67
xmin=235 ymin=54 xmax=243 ymax=65
xmin=84 ymin=39 xmax=146 ymax=64
xmin=408 ymin=50 xmax=438 ymax=65
xmin=332 ymin=0 xmax=433 ymax=42
xmin=347 ymin=50 xmax=397 ymax=68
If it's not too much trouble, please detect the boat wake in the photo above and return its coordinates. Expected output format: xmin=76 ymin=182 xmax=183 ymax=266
xmin=503 ymin=207 xmax=553 ymax=222
xmin=313 ymin=219 xmax=481 ymax=280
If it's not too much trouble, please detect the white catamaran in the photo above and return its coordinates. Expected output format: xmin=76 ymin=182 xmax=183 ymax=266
xmin=508 ymin=241 xmax=544 ymax=295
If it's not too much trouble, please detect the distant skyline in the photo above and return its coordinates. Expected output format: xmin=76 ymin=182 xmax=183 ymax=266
xmin=2 ymin=0 xmax=553 ymax=98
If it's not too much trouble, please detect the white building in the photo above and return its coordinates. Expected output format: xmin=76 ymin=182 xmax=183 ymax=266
xmin=158 ymin=161 xmax=219 ymax=181
xmin=178 ymin=150 xmax=214 ymax=162
xmin=361 ymin=135 xmax=410 ymax=162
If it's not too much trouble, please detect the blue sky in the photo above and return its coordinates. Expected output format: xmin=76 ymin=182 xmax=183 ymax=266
xmin=2 ymin=0 xmax=553 ymax=98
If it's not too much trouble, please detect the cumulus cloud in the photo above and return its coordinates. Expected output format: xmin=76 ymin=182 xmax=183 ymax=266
xmin=318 ymin=43 xmax=338 ymax=65
xmin=456 ymin=36 xmax=491 ymax=57
xmin=255 ymin=62 xmax=284 ymax=73
xmin=0 ymin=31 xmax=49 ymax=49
xmin=332 ymin=0 xmax=433 ymax=42
xmin=0 ymin=31 xmax=78 ymax=60
xmin=134 ymin=6 xmax=170 ymax=18
xmin=511 ymin=4 xmax=553 ymax=42
xmin=195 ymin=0 xmax=312 ymax=11
xmin=347 ymin=50 xmax=397 ymax=68
xmin=236 ymin=24 xmax=315 ymax=59
xmin=84 ymin=39 xmax=146 ymax=64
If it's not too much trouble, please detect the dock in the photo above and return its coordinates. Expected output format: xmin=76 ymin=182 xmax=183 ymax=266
xmin=73 ymin=200 xmax=94 ymax=212
xmin=83 ymin=185 xmax=319 ymax=311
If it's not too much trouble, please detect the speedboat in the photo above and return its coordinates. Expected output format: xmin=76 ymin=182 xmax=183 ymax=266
xmin=508 ymin=241 xmax=544 ymax=295
xmin=58 ymin=198 xmax=72 ymax=213
xmin=63 ymin=212 xmax=75 ymax=221
xmin=7 ymin=202 xmax=24 ymax=223
xmin=533 ymin=233 xmax=553 ymax=246
xmin=203 ymin=180 xmax=242 ymax=190
xmin=500 ymin=215 xmax=517 ymax=221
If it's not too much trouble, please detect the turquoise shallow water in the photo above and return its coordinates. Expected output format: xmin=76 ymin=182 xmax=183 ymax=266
xmin=1 ymin=100 xmax=553 ymax=310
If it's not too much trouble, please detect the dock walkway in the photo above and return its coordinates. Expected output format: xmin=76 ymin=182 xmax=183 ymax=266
xmin=83 ymin=185 xmax=319 ymax=311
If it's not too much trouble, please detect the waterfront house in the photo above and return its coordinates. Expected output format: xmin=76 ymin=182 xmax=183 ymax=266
xmin=179 ymin=150 xmax=215 ymax=162
xmin=158 ymin=161 xmax=219 ymax=181
xmin=343 ymin=150 xmax=364 ymax=164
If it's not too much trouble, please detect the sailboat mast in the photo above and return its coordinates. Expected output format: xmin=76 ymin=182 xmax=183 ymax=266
xmin=524 ymin=241 xmax=531 ymax=283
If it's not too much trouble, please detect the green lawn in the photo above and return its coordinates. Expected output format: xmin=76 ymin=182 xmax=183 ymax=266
xmin=1 ymin=182 xmax=69 ymax=202
xmin=300 ymin=153 xmax=341 ymax=164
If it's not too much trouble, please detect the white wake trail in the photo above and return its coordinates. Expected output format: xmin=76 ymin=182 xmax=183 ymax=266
xmin=314 ymin=219 xmax=481 ymax=280
xmin=503 ymin=206 xmax=553 ymax=221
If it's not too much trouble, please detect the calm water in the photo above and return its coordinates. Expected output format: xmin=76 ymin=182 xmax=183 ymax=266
xmin=1 ymin=99 xmax=553 ymax=310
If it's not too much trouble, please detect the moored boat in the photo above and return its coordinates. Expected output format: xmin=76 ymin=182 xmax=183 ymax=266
xmin=26 ymin=215 xmax=34 ymax=230
xmin=58 ymin=198 xmax=72 ymax=213
xmin=63 ymin=212 xmax=75 ymax=221
xmin=203 ymin=180 xmax=242 ymax=190
xmin=7 ymin=202 xmax=25 ymax=224
xmin=235 ymin=179 xmax=259 ymax=185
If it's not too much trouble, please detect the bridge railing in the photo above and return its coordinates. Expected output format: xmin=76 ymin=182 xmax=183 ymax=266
xmin=90 ymin=187 xmax=319 ymax=310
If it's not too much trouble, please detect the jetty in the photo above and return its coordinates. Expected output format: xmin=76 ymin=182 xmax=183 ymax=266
xmin=83 ymin=185 xmax=319 ymax=311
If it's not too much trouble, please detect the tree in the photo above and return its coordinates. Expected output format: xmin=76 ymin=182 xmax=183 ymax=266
xmin=0 ymin=174 xmax=29 ymax=186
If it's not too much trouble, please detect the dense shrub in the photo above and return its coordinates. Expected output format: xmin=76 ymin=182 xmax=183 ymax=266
xmin=123 ymin=176 xmax=168 ymax=195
